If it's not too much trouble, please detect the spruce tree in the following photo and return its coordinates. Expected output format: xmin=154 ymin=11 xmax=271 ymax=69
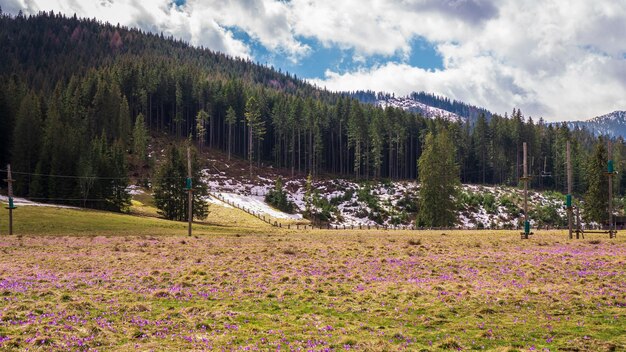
xmin=265 ymin=176 xmax=294 ymax=213
xmin=196 ymin=110 xmax=208 ymax=151
xmin=108 ymin=140 xmax=131 ymax=211
xmin=11 ymin=92 xmax=42 ymax=196
xmin=583 ymin=140 xmax=608 ymax=225
xmin=132 ymin=113 xmax=149 ymax=164
xmin=83 ymin=135 xmax=130 ymax=211
xmin=417 ymin=129 xmax=460 ymax=227
xmin=245 ymin=96 xmax=265 ymax=177
xmin=303 ymin=173 xmax=315 ymax=220
xmin=153 ymin=145 xmax=208 ymax=221
xmin=225 ymin=106 xmax=236 ymax=161
xmin=118 ymin=96 xmax=131 ymax=146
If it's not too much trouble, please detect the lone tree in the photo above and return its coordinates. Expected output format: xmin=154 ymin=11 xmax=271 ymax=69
xmin=265 ymin=176 xmax=294 ymax=214
xmin=154 ymin=144 xmax=208 ymax=221
xmin=245 ymin=96 xmax=266 ymax=177
xmin=417 ymin=129 xmax=460 ymax=227
xmin=225 ymin=107 xmax=237 ymax=161
xmin=583 ymin=139 xmax=608 ymax=225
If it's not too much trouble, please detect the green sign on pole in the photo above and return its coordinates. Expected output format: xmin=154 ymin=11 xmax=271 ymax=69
xmin=524 ymin=220 xmax=530 ymax=235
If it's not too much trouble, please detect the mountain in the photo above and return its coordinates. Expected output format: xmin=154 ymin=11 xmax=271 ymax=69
xmin=0 ymin=12 xmax=610 ymax=210
xmin=563 ymin=111 xmax=626 ymax=138
xmin=350 ymin=90 xmax=492 ymax=123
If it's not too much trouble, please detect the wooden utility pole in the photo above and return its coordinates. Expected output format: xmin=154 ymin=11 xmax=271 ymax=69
xmin=521 ymin=142 xmax=530 ymax=239
xmin=4 ymin=165 xmax=16 ymax=236
xmin=607 ymin=140 xmax=615 ymax=238
xmin=567 ymin=141 xmax=573 ymax=239
xmin=249 ymin=124 xmax=253 ymax=179
xmin=186 ymin=147 xmax=193 ymax=237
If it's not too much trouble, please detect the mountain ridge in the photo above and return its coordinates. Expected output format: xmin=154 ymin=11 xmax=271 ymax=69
xmin=561 ymin=111 xmax=626 ymax=138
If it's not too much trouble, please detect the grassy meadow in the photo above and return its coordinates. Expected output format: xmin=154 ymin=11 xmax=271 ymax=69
xmin=0 ymin=204 xmax=624 ymax=350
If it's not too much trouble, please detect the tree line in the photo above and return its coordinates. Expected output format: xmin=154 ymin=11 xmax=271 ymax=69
xmin=1 ymin=12 xmax=624 ymax=220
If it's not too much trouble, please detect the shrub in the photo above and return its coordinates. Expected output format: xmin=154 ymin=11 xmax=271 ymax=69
xmin=396 ymin=195 xmax=418 ymax=213
xmin=265 ymin=177 xmax=295 ymax=214
xmin=483 ymin=193 xmax=497 ymax=214
xmin=531 ymin=205 xmax=566 ymax=227
xmin=330 ymin=189 xmax=354 ymax=206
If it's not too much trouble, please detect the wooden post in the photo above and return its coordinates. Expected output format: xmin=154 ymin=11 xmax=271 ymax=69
xmin=521 ymin=142 xmax=530 ymax=239
xmin=567 ymin=141 xmax=573 ymax=239
xmin=4 ymin=165 xmax=15 ymax=236
xmin=187 ymin=147 xmax=193 ymax=237
xmin=576 ymin=205 xmax=582 ymax=239
xmin=607 ymin=140 xmax=615 ymax=238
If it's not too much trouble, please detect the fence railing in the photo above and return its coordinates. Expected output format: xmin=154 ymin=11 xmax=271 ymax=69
xmin=209 ymin=193 xmax=580 ymax=231
xmin=210 ymin=192 xmax=283 ymax=227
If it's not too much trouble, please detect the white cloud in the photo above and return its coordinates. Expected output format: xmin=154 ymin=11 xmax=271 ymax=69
xmin=309 ymin=0 xmax=626 ymax=120
xmin=3 ymin=0 xmax=253 ymax=58
xmin=3 ymin=0 xmax=626 ymax=120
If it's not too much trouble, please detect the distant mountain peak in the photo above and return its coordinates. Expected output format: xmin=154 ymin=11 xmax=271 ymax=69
xmin=563 ymin=110 xmax=626 ymax=138
xmin=589 ymin=110 xmax=626 ymax=123
xmin=349 ymin=90 xmax=492 ymax=123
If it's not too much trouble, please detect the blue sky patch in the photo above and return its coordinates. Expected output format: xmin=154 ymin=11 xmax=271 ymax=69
xmin=229 ymin=27 xmax=443 ymax=79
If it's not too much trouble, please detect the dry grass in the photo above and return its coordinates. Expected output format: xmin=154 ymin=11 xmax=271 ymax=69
xmin=0 ymin=204 xmax=624 ymax=350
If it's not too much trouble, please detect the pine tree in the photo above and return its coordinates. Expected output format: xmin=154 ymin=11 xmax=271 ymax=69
xmin=304 ymin=173 xmax=314 ymax=218
xmin=196 ymin=109 xmax=208 ymax=151
xmin=417 ymin=129 xmax=460 ymax=227
xmin=132 ymin=113 xmax=149 ymax=164
xmin=153 ymin=145 xmax=208 ymax=221
xmin=118 ymin=96 xmax=131 ymax=146
xmin=473 ymin=113 xmax=490 ymax=184
xmin=82 ymin=135 xmax=130 ymax=211
xmin=347 ymin=101 xmax=366 ymax=178
xmin=108 ymin=140 xmax=132 ymax=211
xmin=11 ymin=92 xmax=43 ymax=196
xmin=583 ymin=139 xmax=608 ymax=225
xmin=369 ymin=109 xmax=383 ymax=178
xmin=265 ymin=176 xmax=294 ymax=213
xmin=245 ymin=96 xmax=265 ymax=177
xmin=225 ymin=106 xmax=236 ymax=161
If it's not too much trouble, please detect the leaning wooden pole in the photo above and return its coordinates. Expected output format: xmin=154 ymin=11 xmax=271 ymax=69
xmin=187 ymin=147 xmax=193 ymax=237
xmin=607 ymin=140 xmax=615 ymax=238
xmin=522 ymin=142 xmax=530 ymax=239
xmin=4 ymin=165 xmax=16 ymax=236
xmin=566 ymin=141 xmax=573 ymax=239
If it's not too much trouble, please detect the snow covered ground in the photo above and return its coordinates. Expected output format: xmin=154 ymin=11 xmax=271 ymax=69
xmin=214 ymin=193 xmax=302 ymax=220
xmin=377 ymin=97 xmax=462 ymax=122
xmin=200 ymin=169 xmax=569 ymax=229
xmin=0 ymin=195 xmax=78 ymax=209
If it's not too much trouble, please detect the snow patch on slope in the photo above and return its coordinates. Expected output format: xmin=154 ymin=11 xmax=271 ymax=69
xmin=377 ymin=97 xmax=462 ymax=122
xmin=215 ymin=193 xmax=302 ymax=220
xmin=0 ymin=195 xmax=78 ymax=209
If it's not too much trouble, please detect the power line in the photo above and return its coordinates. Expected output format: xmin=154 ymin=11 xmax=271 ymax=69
xmin=0 ymin=169 xmax=188 ymax=181
xmin=19 ymin=197 xmax=113 ymax=202
xmin=0 ymin=169 xmax=128 ymax=180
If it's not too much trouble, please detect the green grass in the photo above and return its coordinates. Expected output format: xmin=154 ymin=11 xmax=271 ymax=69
xmin=0 ymin=202 xmax=273 ymax=236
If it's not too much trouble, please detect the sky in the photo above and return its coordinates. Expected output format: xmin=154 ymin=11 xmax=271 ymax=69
xmin=2 ymin=0 xmax=626 ymax=121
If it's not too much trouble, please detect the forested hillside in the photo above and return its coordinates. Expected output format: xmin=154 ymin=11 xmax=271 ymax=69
xmin=1 ymin=12 xmax=625 ymax=211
